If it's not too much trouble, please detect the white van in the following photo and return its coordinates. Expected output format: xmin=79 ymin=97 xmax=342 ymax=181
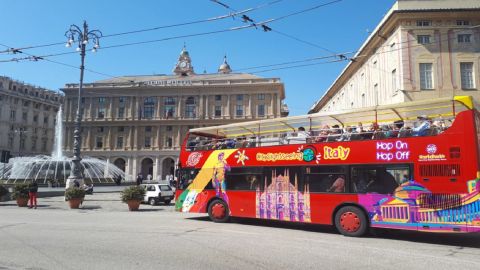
xmin=140 ymin=184 xmax=174 ymax=205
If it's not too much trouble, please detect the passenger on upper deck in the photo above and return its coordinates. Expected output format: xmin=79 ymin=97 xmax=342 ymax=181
xmin=413 ymin=115 xmax=431 ymax=136
xmin=338 ymin=126 xmax=353 ymax=141
xmin=188 ymin=137 xmax=200 ymax=151
xmin=297 ymin=127 xmax=310 ymax=138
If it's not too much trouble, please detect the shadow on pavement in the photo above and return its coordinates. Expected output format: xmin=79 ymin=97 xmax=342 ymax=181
xmin=79 ymin=205 xmax=102 ymax=210
xmin=186 ymin=216 xmax=480 ymax=247
xmin=185 ymin=216 xmax=336 ymax=234
xmin=0 ymin=203 xmax=19 ymax=207
xmin=137 ymin=208 xmax=165 ymax=212
xmin=372 ymin=229 xmax=480 ymax=248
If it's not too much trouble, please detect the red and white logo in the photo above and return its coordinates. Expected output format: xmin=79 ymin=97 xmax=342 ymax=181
xmin=426 ymin=144 xmax=437 ymax=154
xmin=186 ymin=152 xmax=203 ymax=167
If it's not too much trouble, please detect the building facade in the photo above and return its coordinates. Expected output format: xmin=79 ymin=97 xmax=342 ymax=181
xmin=0 ymin=76 xmax=64 ymax=162
xmin=61 ymin=47 xmax=288 ymax=181
xmin=309 ymin=0 xmax=480 ymax=113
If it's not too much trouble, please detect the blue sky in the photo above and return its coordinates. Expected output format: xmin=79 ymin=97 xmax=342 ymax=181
xmin=0 ymin=0 xmax=395 ymax=116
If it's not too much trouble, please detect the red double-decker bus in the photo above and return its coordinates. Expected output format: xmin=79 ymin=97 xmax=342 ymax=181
xmin=175 ymin=96 xmax=480 ymax=236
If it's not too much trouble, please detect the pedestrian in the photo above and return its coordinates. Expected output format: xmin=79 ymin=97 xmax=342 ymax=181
xmin=136 ymin=173 xmax=143 ymax=186
xmin=28 ymin=180 xmax=38 ymax=209
xmin=115 ymin=175 xmax=122 ymax=186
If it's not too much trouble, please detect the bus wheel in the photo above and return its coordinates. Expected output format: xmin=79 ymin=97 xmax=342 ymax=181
xmin=334 ymin=206 xmax=368 ymax=237
xmin=208 ymin=199 xmax=230 ymax=223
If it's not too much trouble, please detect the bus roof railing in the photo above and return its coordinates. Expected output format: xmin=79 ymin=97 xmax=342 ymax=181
xmin=189 ymin=96 xmax=474 ymax=138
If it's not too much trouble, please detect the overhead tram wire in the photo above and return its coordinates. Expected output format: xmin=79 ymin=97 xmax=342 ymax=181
xmin=0 ymin=1 xmax=347 ymax=63
xmin=0 ymin=0 xmax=284 ymax=55
xmin=209 ymin=0 xmax=343 ymax=55
xmin=0 ymin=43 xmax=145 ymax=85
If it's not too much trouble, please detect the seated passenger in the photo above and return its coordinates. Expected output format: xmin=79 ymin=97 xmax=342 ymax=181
xmin=413 ymin=115 xmax=431 ymax=136
xmin=235 ymin=137 xmax=247 ymax=148
xmin=188 ymin=137 xmax=201 ymax=151
xmin=327 ymin=175 xmax=345 ymax=193
xmin=362 ymin=123 xmax=377 ymax=140
xmin=338 ymin=126 xmax=353 ymax=141
xmin=328 ymin=125 xmax=342 ymax=141
xmin=315 ymin=125 xmax=330 ymax=142
xmin=225 ymin=138 xmax=236 ymax=149
xmin=297 ymin=126 xmax=310 ymax=138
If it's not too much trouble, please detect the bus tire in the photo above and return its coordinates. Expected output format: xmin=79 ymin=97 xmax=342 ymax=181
xmin=208 ymin=199 xmax=230 ymax=223
xmin=334 ymin=206 xmax=368 ymax=237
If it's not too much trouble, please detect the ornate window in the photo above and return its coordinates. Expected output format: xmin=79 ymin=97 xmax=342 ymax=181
xmin=419 ymin=63 xmax=434 ymax=90
xmin=214 ymin=106 xmax=222 ymax=117
xmin=236 ymin=105 xmax=244 ymax=117
xmin=116 ymin=136 xmax=124 ymax=149
xmin=185 ymin=96 xmax=196 ymax=118
xmin=258 ymin=104 xmax=265 ymax=117
xmin=143 ymin=97 xmax=155 ymax=119
xmin=461 ymin=62 xmax=475 ymax=89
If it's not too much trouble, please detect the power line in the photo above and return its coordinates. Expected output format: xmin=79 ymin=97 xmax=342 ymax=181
xmin=0 ymin=43 xmax=142 ymax=85
xmin=250 ymin=58 xmax=346 ymax=74
xmin=210 ymin=0 xmax=343 ymax=55
xmin=0 ymin=0 xmax=284 ymax=55
xmin=0 ymin=1 xmax=347 ymax=63
xmin=235 ymin=52 xmax=356 ymax=71
xmin=271 ymin=29 xmax=339 ymax=54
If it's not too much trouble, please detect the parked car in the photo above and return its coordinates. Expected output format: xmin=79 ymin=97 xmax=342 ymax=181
xmin=140 ymin=184 xmax=174 ymax=205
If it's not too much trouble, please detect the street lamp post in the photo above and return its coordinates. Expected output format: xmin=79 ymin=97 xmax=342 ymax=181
xmin=64 ymin=21 xmax=102 ymax=188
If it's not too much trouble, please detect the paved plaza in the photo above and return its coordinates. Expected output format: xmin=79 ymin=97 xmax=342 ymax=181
xmin=1 ymin=192 xmax=480 ymax=270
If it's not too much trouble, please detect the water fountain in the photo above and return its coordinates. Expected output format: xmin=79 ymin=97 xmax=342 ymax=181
xmin=0 ymin=107 xmax=125 ymax=185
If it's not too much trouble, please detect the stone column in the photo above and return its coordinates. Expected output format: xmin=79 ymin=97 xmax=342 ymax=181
xmin=158 ymin=158 xmax=164 ymax=181
xmin=247 ymin=94 xmax=252 ymax=118
xmin=156 ymin=126 xmax=161 ymax=149
xmin=133 ymin=126 xmax=138 ymax=150
xmin=156 ymin=97 xmax=161 ymax=119
xmin=129 ymin=126 xmax=134 ymax=150
xmin=205 ymin=95 xmax=209 ymax=119
xmin=226 ymin=95 xmax=230 ymax=118
xmin=177 ymin=96 xmax=183 ymax=119
xmin=86 ymin=128 xmax=92 ymax=150
xmin=198 ymin=95 xmax=203 ymax=119
xmin=126 ymin=97 xmax=131 ymax=119
xmin=270 ymin=94 xmax=274 ymax=117
xmin=109 ymin=98 xmax=114 ymax=120
xmin=135 ymin=97 xmax=141 ymax=120
xmin=154 ymin=157 xmax=160 ymax=181
xmin=131 ymin=156 xmax=138 ymax=180
xmin=276 ymin=94 xmax=280 ymax=117
xmin=177 ymin=126 xmax=181 ymax=149
xmin=107 ymin=127 xmax=113 ymax=149
xmin=89 ymin=98 xmax=93 ymax=120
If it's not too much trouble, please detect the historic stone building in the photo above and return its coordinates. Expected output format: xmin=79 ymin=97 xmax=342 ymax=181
xmin=309 ymin=0 xmax=480 ymax=113
xmin=0 ymin=76 xmax=64 ymax=162
xmin=61 ymin=46 xmax=288 ymax=181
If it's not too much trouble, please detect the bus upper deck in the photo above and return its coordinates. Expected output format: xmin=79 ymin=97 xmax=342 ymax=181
xmin=183 ymin=96 xmax=474 ymax=152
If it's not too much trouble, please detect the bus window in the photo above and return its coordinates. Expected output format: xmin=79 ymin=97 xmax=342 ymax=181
xmin=178 ymin=169 xmax=200 ymax=190
xmin=304 ymin=166 xmax=347 ymax=193
xmin=226 ymin=167 xmax=263 ymax=191
xmin=351 ymin=165 xmax=410 ymax=194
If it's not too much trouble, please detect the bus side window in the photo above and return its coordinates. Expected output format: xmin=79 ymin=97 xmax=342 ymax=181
xmin=226 ymin=167 xmax=263 ymax=191
xmin=351 ymin=166 xmax=407 ymax=194
xmin=304 ymin=166 xmax=347 ymax=193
